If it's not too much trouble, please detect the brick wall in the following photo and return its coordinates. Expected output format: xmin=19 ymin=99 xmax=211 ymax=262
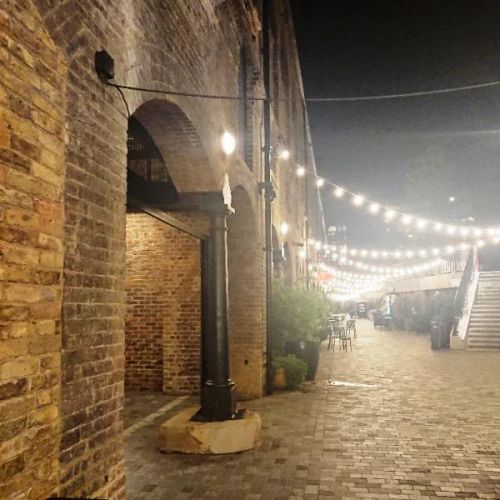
xmin=228 ymin=186 xmax=266 ymax=399
xmin=126 ymin=212 xmax=202 ymax=395
xmin=1 ymin=0 xmax=324 ymax=496
xmin=0 ymin=2 xmax=66 ymax=497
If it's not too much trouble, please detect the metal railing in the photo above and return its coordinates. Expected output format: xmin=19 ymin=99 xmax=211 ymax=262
xmin=450 ymin=247 xmax=479 ymax=338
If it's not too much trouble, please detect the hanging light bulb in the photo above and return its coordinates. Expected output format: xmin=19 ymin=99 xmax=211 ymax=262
xmin=434 ymin=222 xmax=443 ymax=232
xmin=280 ymin=222 xmax=289 ymax=235
xmin=385 ymin=209 xmax=396 ymax=221
xmin=298 ymin=248 xmax=306 ymax=259
xmin=401 ymin=214 xmax=412 ymax=225
xmin=316 ymin=178 xmax=325 ymax=188
xmin=473 ymin=228 xmax=483 ymax=237
xmin=296 ymin=165 xmax=305 ymax=177
xmin=334 ymin=187 xmax=344 ymax=198
xmin=447 ymin=225 xmax=457 ymax=235
xmin=369 ymin=203 xmax=380 ymax=214
xmin=416 ymin=219 xmax=427 ymax=230
xmin=460 ymin=227 xmax=469 ymax=237
xmin=353 ymin=194 xmax=365 ymax=206
xmin=279 ymin=149 xmax=290 ymax=160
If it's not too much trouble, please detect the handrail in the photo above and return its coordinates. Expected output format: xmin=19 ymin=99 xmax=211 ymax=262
xmin=450 ymin=247 xmax=479 ymax=338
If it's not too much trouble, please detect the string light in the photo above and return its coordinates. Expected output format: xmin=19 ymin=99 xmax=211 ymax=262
xmin=353 ymin=194 xmax=365 ymax=206
xmin=317 ymin=240 xmax=490 ymax=261
xmin=290 ymin=168 xmax=500 ymax=238
xmin=296 ymin=165 xmax=305 ymax=177
xmin=279 ymin=149 xmax=290 ymax=160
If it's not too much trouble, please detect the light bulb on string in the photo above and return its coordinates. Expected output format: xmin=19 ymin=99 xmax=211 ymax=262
xmin=334 ymin=187 xmax=344 ymax=198
xmin=401 ymin=214 xmax=412 ymax=225
xmin=369 ymin=203 xmax=380 ymax=214
xmin=316 ymin=178 xmax=325 ymax=188
xmin=385 ymin=209 xmax=396 ymax=221
xmin=353 ymin=194 xmax=365 ymax=206
xmin=416 ymin=219 xmax=427 ymax=230
xmin=279 ymin=149 xmax=290 ymax=160
xmin=296 ymin=165 xmax=305 ymax=177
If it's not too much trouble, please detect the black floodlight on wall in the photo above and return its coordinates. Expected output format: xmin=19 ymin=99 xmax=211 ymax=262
xmin=95 ymin=50 xmax=115 ymax=80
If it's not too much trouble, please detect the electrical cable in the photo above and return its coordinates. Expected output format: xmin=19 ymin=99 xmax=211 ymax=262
xmin=105 ymin=79 xmax=500 ymax=103
xmin=115 ymin=86 xmax=131 ymax=118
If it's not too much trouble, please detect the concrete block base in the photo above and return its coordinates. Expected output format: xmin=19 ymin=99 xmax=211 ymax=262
xmin=450 ymin=336 xmax=467 ymax=350
xmin=159 ymin=406 xmax=261 ymax=454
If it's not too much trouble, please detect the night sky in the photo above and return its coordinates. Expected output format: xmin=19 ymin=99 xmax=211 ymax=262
xmin=292 ymin=0 xmax=500 ymax=247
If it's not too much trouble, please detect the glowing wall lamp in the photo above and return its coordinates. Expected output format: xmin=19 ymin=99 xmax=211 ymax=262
xmin=221 ymin=131 xmax=236 ymax=155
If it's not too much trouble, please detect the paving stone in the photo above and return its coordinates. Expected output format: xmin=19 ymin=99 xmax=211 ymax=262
xmin=125 ymin=320 xmax=500 ymax=499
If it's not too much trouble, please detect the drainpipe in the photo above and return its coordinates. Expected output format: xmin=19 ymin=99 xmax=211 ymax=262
xmin=303 ymin=102 xmax=310 ymax=290
xmin=262 ymin=0 xmax=274 ymax=394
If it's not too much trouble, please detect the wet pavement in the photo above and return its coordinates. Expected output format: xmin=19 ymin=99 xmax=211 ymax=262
xmin=125 ymin=320 xmax=500 ymax=499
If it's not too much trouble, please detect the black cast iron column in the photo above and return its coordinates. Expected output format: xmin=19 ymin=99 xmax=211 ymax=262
xmin=199 ymin=209 xmax=236 ymax=421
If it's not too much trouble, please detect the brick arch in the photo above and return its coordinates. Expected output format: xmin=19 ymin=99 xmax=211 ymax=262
xmin=227 ymin=185 xmax=265 ymax=399
xmin=133 ymin=99 xmax=219 ymax=193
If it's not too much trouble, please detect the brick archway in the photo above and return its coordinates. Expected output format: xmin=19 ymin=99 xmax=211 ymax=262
xmin=227 ymin=185 xmax=265 ymax=399
xmin=125 ymin=103 xmax=210 ymax=395
xmin=133 ymin=99 xmax=219 ymax=193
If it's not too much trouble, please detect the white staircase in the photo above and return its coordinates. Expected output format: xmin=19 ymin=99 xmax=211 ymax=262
xmin=467 ymin=271 xmax=500 ymax=349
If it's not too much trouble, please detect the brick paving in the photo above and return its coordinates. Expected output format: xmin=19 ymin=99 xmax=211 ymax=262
xmin=125 ymin=320 xmax=500 ymax=499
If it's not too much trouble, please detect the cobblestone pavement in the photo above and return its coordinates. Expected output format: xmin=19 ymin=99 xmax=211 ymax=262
xmin=125 ymin=320 xmax=500 ymax=499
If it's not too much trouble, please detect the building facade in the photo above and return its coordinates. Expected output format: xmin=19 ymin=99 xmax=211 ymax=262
xmin=0 ymin=0 xmax=325 ymax=497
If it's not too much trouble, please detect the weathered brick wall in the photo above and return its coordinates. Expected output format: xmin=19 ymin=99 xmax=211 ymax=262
xmin=0 ymin=1 xmax=66 ymax=497
xmin=125 ymin=212 xmax=202 ymax=395
xmin=228 ymin=185 xmax=266 ymax=399
xmin=1 ymin=0 xmax=323 ymax=496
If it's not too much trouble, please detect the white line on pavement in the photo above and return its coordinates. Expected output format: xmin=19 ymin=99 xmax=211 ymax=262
xmin=124 ymin=395 xmax=189 ymax=437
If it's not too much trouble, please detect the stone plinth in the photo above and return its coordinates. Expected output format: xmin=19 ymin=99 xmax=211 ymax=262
xmin=450 ymin=336 xmax=467 ymax=350
xmin=159 ymin=407 xmax=261 ymax=454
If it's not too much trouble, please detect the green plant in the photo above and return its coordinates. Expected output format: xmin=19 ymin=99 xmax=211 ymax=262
xmin=270 ymin=281 xmax=336 ymax=353
xmin=274 ymin=354 xmax=308 ymax=390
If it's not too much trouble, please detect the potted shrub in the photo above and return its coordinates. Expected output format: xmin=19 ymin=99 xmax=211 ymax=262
xmin=271 ymin=282 xmax=335 ymax=381
xmin=273 ymin=354 xmax=308 ymax=390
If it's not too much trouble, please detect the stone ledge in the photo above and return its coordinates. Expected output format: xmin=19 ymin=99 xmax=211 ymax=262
xmin=159 ymin=406 xmax=261 ymax=454
xmin=450 ymin=336 xmax=467 ymax=350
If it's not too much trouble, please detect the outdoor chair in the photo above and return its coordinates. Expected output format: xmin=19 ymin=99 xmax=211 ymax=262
xmin=340 ymin=326 xmax=352 ymax=351
xmin=329 ymin=319 xmax=345 ymax=351
xmin=346 ymin=318 xmax=357 ymax=339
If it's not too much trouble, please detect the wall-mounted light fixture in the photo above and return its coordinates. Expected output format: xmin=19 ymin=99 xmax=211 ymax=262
xmin=221 ymin=131 xmax=236 ymax=155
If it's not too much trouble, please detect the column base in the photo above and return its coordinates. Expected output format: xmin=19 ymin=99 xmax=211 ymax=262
xmin=159 ymin=406 xmax=261 ymax=454
xmin=197 ymin=381 xmax=237 ymax=421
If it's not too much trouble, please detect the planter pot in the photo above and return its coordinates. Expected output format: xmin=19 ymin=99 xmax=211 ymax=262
xmin=273 ymin=367 xmax=287 ymax=390
xmin=284 ymin=339 xmax=320 ymax=381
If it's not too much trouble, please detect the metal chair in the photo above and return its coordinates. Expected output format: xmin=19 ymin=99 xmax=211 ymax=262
xmin=330 ymin=318 xmax=345 ymax=351
xmin=346 ymin=318 xmax=357 ymax=339
xmin=340 ymin=325 xmax=352 ymax=351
